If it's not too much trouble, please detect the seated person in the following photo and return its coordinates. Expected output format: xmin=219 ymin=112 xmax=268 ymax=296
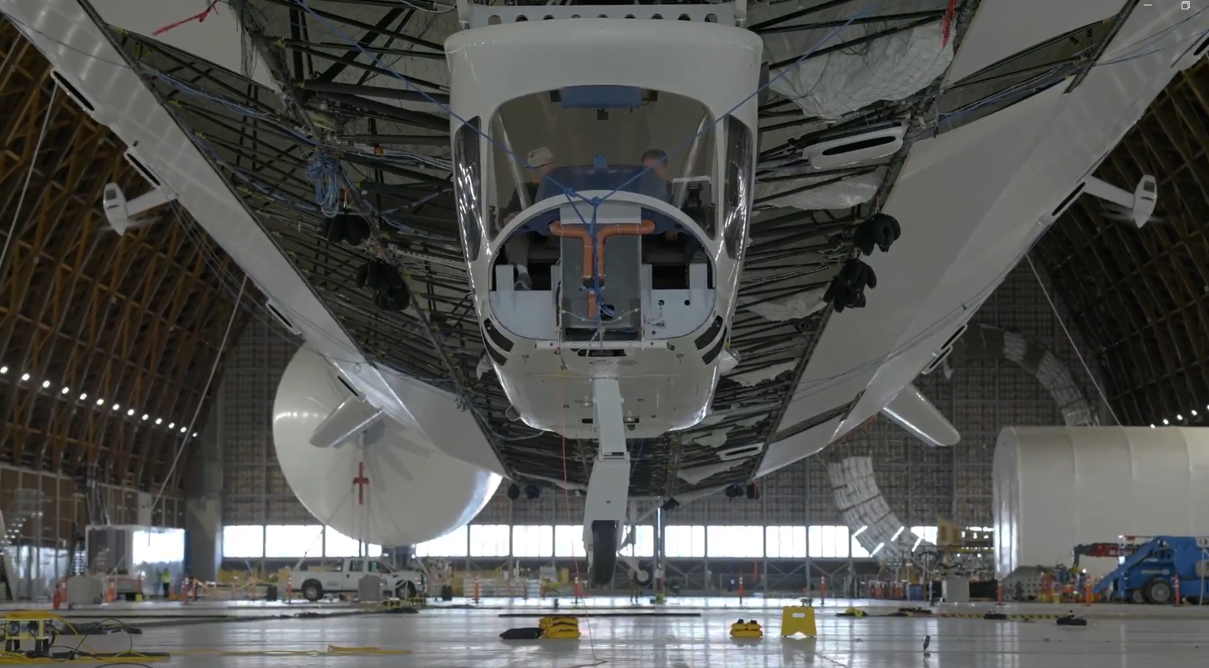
xmin=498 ymin=147 xmax=555 ymax=290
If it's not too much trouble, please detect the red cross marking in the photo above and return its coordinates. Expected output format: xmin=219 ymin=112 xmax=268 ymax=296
xmin=352 ymin=462 xmax=370 ymax=505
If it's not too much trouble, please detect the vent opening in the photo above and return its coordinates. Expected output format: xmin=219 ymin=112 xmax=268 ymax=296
xmin=124 ymin=152 xmax=162 ymax=188
xmin=336 ymin=376 xmax=359 ymax=397
xmin=266 ymin=302 xmax=297 ymax=334
xmin=1051 ymin=182 xmax=1085 ymax=218
xmin=51 ymin=71 xmax=95 ymax=113
xmin=819 ymin=134 xmax=897 ymax=157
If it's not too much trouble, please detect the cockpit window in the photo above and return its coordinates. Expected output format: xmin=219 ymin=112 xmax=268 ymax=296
xmin=722 ymin=116 xmax=754 ymax=261
xmin=487 ymin=88 xmax=717 ymax=238
xmin=453 ymin=117 xmax=484 ymax=262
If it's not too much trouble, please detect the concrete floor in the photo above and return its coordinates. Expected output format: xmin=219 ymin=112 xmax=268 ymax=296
xmin=5 ymin=598 xmax=1209 ymax=666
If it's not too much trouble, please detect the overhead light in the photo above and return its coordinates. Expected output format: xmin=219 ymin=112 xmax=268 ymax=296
xmin=891 ymin=526 xmax=905 ymax=541
xmin=191 ymin=432 xmax=198 ymax=438
xmin=112 ymin=404 xmax=120 ymax=411
xmin=1178 ymin=414 xmax=1184 ymax=421
xmin=41 ymin=380 xmax=49 ymax=388
xmin=0 ymin=366 xmax=7 ymax=374
xmin=871 ymin=542 xmax=885 ymax=556
xmin=20 ymin=373 xmax=29 ymax=381
xmin=852 ymin=525 xmax=868 ymax=538
xmin=96 ymin=398 xmax=103 ymax=405
xmin=1150 ymin=424 xmax=1156 ymax=428
xmin=180 ymin=427 xmax=186 ymax=433
xmin=142 ymin=414 xmax=149 ymax=421
xmin=1194 ymin=410 xmax=1199 ymax=416
xmin=79 ymin=393 xmax=87 ymax=401
xmin=1163 ymin=419 xmax=1170 ymax=425
xmin=60 ymin=386 xmax=68 ymax=394
xmin=168 ymin=423 xmax=175 ymax=429
xmin=912 ymin=537 xmax=923 ymax=552
xmin=126 ymin=409 xmax=135 ymax=416
xmin=155 ymin=418 xmax=162 ymax=425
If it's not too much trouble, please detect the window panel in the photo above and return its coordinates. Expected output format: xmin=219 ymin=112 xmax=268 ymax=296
xmin=264 ymin=525 xmax=324 ymax=558
xmin=910 ymin=526 xmax=938 ymax=544
xmin=512 ymin=525 xmax=554 ymax=558
xmin=765 ymin=526 xmax=807 ymax=559
xmin=851 ymin=536 xmax=871 ymax=559
xmin=132 ymin=529 xmax=185 ymax=566
xmin=221 ymin=525 xmax=264 ymax=559
xmin=808 ymin=525 xmax=850 ymax=558
xmin=415 ymin=525 xmax=469 ymax=558
xmin=621 ymin=526 xmax=654 ymax=558
xmin=469 ymin=524 xmax=510 ymax=557
xmin=554 ymin=525 xmax=586 ymax=557
xmin=665 ymin=525 xmax=705 ymax=558
xmin=707 ymin=526 xmax=764 ymax=558
xmin=323 ymin=527 xmax=378 ymax=558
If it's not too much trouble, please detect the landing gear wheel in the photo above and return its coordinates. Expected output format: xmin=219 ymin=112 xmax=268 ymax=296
xmin=396 ymin=581 xmax=417 ymax=600
xmin=1129 ymin=588 xmax=1145 ymax=604
xmin=302 ymin=580 xmax=323 ymax=602
xmin=1143 ymin=578 xmax=1173 ymax=605
xmin=590 ymin=520 xmax=618 ymax=587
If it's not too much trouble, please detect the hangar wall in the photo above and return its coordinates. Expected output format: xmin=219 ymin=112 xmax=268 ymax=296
xmin=209 ymin=260 xmax=1101 ymax=535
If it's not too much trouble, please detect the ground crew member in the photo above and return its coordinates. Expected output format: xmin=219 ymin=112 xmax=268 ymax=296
xmin=160 ymin=568 xmax=171 ymax=598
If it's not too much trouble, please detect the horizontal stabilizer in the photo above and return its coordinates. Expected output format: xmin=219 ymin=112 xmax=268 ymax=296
xmin=309 ymin=396 xmax=384 ymax=449
xmin=881 ymin=383 xmax=959 ymax=447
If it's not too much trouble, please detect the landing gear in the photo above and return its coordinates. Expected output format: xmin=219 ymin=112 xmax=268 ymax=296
xmin=582 ymin=378 xmax=630 ymax=587
xmin=590 ymin=520 xmax=618 ymax=586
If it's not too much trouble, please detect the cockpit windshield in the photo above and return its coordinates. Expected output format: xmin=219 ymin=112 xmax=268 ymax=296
xmin=485 ymin=87 xmax=717 ymax=239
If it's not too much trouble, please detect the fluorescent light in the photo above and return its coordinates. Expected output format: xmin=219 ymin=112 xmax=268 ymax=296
xmin=41 ymin=380 xmax=49 ymax=388
xmin=180 ymin=427 xmax=186 ymax=433
xmin=60 ymin=387 xmax=68 ymax=394
xmin=1178 ymin=414 xmax=1184 ymax=421
xmin=126 ymin=409 xmax=134 ymax=416
xmin=1163 ymin=419 xmax=1169 ymax=425
xmin=1194 ymin=410 xmax=1199 ymax=416
xmin=79 ymin=393 xmax=87 ymax=401
xmin=142 ymin=414 xmax=149 ymax=421
xmin=891 ymin=526 xmax=905 ymax=541
xmin=112 ymin=404 xmax=120 ymax=411
xmin=871 ymin=542 xmax=885 ymax=556
xmin=0 ymin=366 xmax=7 ymax=374
xmin=912 ymin=537 xmax=923 ymax=552
xmin=168 ymin=423 xmax=175 ymax=429
xmin=852 ymin=525 xmax=868 ymax=538
xmin=20 ymin=373 xmax=29 ymax=381
xmin=191 ymin=432 xmax=197 ymax=438
xmin=1150 ymin=424 xmax=1156 ymax=428
xmin=155 ymin=418 xmax=162 ymax=425
xmin=96 ymin=398 xmax=103 ymax=405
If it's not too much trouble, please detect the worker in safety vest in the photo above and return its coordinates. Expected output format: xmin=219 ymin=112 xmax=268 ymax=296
xmin=160 ymin=568 xmax=171 ymax=598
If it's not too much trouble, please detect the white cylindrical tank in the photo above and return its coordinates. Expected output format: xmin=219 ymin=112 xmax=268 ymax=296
xmin=272 ymin=347 xmax=501 ymax=547
xmin=994 ymin=426 xmax=1209 ymax=578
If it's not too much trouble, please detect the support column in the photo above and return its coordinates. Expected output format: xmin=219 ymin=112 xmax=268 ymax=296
xmin=184 ymin=396 xmax=223 ymax=581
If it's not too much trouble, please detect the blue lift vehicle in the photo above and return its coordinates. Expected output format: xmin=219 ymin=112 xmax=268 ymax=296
xmin=1092 ymin=536 xmax=1209 ymax=604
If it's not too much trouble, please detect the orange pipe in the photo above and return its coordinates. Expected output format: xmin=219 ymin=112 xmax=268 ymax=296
xmin=547 ymin=219 xmax=655 ymax=320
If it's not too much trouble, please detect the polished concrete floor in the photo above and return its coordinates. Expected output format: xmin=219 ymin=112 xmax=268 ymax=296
xmin=18 ymin=599 xmax=1209 ymax=667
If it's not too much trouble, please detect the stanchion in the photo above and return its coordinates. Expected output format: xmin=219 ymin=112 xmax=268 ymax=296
xmin=473 ymin=574 xmax=481 ymax=605
xmin=573 ymin=575 xmax=582 ymax=604
xmin=820 ymin=576 xmax=827 ymax=603
xmin=997 ymin=580 xmax=1004 ymax=605
xmin=738 ymin=575 xmax=744 ymax=605
xmin=1083 ymin=579 xmax=1092 ymax=606
xmin=104 ymin=580 xmax=116 ymax=604
xmin=1174 ymin=573 xmax=1182 ymax=605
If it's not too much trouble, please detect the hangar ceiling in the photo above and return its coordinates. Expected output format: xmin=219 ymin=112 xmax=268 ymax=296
xmin=0 ymin=21 xmax=249 ymax=492
xmin=1037 ymin=59 xmax=1209 ymax=429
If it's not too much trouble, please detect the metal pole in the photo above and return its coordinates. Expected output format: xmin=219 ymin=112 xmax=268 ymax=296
xmin=492 ymin=115 xmax=529 ymax=211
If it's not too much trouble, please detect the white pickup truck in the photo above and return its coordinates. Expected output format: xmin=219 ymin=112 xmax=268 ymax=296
xmin=289 ymin=557 xmax=422 ymax=602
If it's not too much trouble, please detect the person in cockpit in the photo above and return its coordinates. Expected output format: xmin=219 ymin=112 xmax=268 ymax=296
xmin=641 ymin=148 xmax=703 ymax=263
xmin=498 ymin=147 xmax=555 ymax=290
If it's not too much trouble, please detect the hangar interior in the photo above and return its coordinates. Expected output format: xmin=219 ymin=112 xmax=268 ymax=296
xmin=3 ymin=0 xmax=1209 ymax=665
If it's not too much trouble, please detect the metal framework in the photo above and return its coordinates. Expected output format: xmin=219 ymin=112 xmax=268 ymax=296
xmin=0 ymin=21 xmax=250 ymax=492
xmin=1038 ymin=59 xmax=1209 ymax=428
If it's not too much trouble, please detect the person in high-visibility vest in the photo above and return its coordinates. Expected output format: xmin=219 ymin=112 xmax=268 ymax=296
xmin=160 ymin=569 xmax=172 ymax=598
